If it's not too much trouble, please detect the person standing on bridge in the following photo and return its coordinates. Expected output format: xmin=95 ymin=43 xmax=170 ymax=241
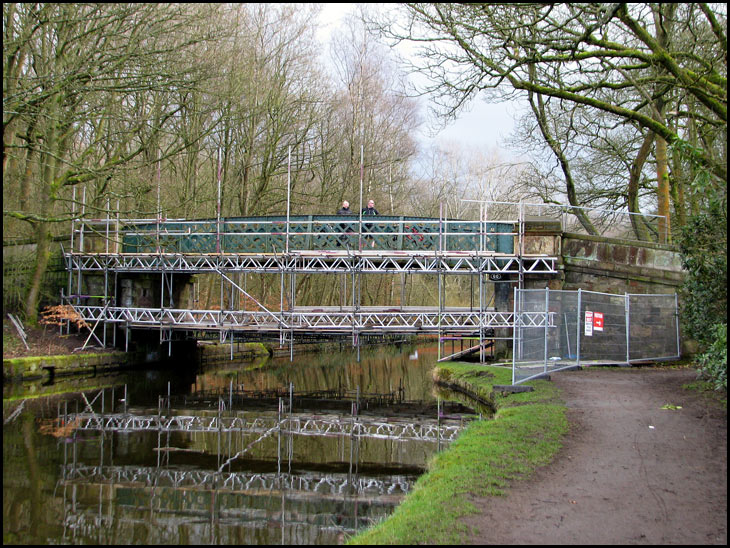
xmin=337 ymin=200 xmax=352 ymax=215
xmin=336 ymin=200 xmax=353 ymax=247
xmin=361 ymin=199 xmax=379 ymax=248
xmin=361 ymin=199 xmax=379 ymax=217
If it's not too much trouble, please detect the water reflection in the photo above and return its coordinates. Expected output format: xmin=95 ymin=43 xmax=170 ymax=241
xmin=3 ymin=343 xmax=477 ymax=545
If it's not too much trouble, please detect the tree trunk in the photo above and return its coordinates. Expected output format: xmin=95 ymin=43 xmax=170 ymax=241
xmin=653 ymin=4 xmax=675 ymax=245
xmin=24 ymin=222 xmax=52 ymax=324
xmin=627 ymin=131 xmax=654 ymax=241
xmin=655 ymin=134 xmax=671 ymax=244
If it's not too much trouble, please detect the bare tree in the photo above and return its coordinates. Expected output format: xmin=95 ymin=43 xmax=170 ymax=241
xmin=327 ymin=12 xmax=420 ymax=215
xmin=3 ymin=3 xmax=222 ymax=321
xmin=372 ymin=3 xmax=727 ymax=239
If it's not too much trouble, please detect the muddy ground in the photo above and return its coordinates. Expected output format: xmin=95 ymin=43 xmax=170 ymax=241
xmin=464 ymin=366 xmax=727 ymax=545
xmin=3 ymin=319 xmax=111 ymax=359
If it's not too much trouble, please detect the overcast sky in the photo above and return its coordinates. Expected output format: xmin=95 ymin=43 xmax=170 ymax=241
xmin=317 ymin=3 xmax=519 ymax=156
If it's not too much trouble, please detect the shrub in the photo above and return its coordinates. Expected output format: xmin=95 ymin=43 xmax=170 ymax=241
xmin=696 ymin=323 xmax=727 ymax=391
xmin=676 ymin=205 xmax=727 ymax=347
xmin=676 ymin=200 xmax=726 ymax=390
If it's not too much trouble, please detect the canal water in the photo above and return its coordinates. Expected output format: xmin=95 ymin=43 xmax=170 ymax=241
xmin=3 ymin=342 xmax=479 ymax=545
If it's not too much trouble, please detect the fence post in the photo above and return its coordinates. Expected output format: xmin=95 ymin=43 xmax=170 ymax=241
xmin=542 ymin=286 xmax=550 ymax=373
xmin=576 ymin=288 xmax=582 ymax=366
xmin=286 ymin=146 xmax=291 ymax=254
xmin=675 ymin=293 xmax=681 ymax=358
xmin=625 ymin=293 xmax=631 ymax=364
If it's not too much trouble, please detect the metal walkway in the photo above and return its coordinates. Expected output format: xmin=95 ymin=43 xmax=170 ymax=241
xmin=65 ymin=250 xmax=557 ymax=275
xmin=69 ymin=304 xmax=555 ymax=334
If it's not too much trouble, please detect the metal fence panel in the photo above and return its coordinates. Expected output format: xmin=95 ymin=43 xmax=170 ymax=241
xmin=513 ymin=289 xmax=581 ymax=384
xmin=513 ymin=289 xmax=679 ymax=384
xmin=578 ymin=291 xmax=629 ymax=363
xmin=628 ymin=294 xmax=680 ymax=362
xmin=513 ymin=289 xmax=549 ymax=384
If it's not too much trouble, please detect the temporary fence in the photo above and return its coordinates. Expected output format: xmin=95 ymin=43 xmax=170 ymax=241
xmin=512 ymin=288 xmax=680 ymax=384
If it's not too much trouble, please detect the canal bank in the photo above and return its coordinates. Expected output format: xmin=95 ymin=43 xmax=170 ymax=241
xmin=3 ymin=350 xmax=147 ymax=382
xmin=3 ymin=318 xmax=155 ymax=383
xmin=348 ymin=362 xmax=569 ymax=545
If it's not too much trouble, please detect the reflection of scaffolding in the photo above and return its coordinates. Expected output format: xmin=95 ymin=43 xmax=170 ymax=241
xmin=62 ymin=464 xmax=415 ymax=497
xmin=56 ymin=385 xmax=468 ymax=477
xmin=64 ymin=411 xmax=464 ymax=443
xmin=56 ymin=481 xmax=402 ymax=544
xmin=54 ymin=385 xmax=456 ymax=544
xmin=62 ymin=196 xmax=564 ymax=360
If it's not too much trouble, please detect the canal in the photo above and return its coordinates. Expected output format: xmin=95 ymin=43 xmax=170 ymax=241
xmin=3 ymin=342 xmax=482 ymax=545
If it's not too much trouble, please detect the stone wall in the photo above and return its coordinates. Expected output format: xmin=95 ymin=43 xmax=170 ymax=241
xmin=83 ymin=272 xmax=194 ymax=309
xmin=560 ymin=233 xmax=685 ymax=295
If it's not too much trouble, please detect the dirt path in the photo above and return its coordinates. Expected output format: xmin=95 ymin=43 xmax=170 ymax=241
xmin=464 ymin=367 xmax=727 ymax=545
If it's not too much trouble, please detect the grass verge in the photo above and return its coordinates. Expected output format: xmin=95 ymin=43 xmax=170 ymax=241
xmin=347 ymin=362 xmax=568 ymax=545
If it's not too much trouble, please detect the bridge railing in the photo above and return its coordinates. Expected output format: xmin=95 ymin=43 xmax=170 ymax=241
xmin=511 ymin=201 xmax=668 ymax=244
xmin=71 ymin=200 xmax=668 ymax=257
xmin=75 ymin=216 xmax=518 ymax=255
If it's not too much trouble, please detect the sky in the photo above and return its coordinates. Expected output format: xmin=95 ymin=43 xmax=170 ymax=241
xmin=317 ymin=3 xmax=519 ymax=156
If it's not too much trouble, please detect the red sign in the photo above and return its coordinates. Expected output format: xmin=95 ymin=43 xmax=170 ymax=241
xmin=593 ymin=312 xmax=604 ymax=331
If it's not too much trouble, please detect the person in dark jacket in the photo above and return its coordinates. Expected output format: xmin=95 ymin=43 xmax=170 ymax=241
xmin=336 ymin=200 xmax=353 ymax=247
xmin=361 ymin=199 xmax=379 ymax=216
xmin=337 ymin=200 xmax=352 ymax=215
xmin=361 ymin=199 xmax=379 ymax=248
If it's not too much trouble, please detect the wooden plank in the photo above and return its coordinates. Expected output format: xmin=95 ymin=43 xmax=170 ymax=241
xmin=7 ymin=313 xmax=30 ymax=350
xmin=437 ymin=340 xmax=494 ymax=362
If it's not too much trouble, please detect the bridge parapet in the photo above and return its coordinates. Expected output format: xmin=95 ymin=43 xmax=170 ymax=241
xmin=561 ymin=233 xmax=685 ymax=293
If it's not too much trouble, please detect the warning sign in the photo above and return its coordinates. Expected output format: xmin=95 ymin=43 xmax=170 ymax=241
xmin=585 ymin=311 xmax=593 ymax=337
xmin=593 ymin=312 xmax=604 ymax=332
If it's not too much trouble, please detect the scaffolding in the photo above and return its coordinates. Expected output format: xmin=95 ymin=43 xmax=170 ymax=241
xmin=62 ymin=196 xmax=565 ymax=360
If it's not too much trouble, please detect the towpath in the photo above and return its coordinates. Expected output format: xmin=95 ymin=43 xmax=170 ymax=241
xmin=464 ymin=367 xmax=727 ymax=544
